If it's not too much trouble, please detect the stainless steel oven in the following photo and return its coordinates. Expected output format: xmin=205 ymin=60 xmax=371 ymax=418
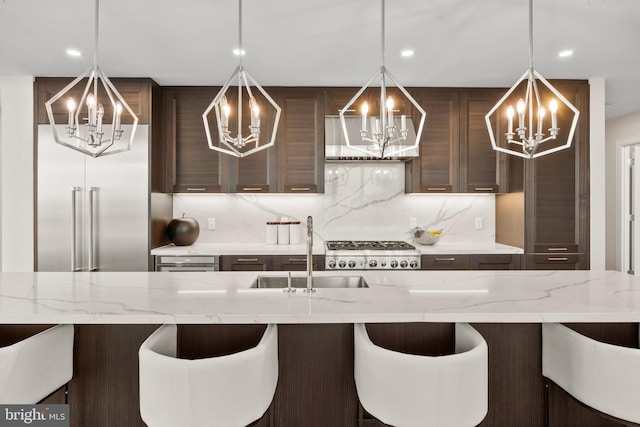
xmin=155 ymin=255 xmax=219 ymax=272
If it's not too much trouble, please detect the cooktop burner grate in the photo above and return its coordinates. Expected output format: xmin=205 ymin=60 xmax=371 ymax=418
xmin=325 ymin=240 xmax=416 ymax=251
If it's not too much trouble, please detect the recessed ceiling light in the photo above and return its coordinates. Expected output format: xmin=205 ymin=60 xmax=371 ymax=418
xmin=66 ymin=49 xmax=82 ymax=57
xmin=558 ymin=50 xmax=574 ymax=58
xmin=401 ymin=49 xmax=414 ymax=57
xmin=233 ymin=49 xmax=246 ymax=56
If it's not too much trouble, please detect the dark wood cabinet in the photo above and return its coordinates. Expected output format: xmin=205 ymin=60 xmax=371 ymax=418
xmin=470 ymin=254 xmax=522 ymax=270
xmin=162 ymin=86 xmax=323 ymax=194
xmin=221 ymin=254 xmax=324 ymax=272
xmin=220 ymin=255 xmax=273 ymax=271
xmin=406 ymin=88 xmax=505 ymax=193
xmin=35 ymin=77 xmax=153 ymax=125
xmin=421 ymin=254 xmax=470 ymax=270
xmin=275 ymin=88 xmax=324 ymax=193
xmin=273 ymin=255 xmax=324 ymax=271
xmin=405 ymin=88 xmax=459 ymax=193
xmin=460 ymin=89 xmax=507 ymax=193
xmin=422 ymin=254 xmax=522 ymax=270
xmin=163 ymin=87 xmax=229 ymax=193
xmin=523 ymin=80 xmax=590 ymax=269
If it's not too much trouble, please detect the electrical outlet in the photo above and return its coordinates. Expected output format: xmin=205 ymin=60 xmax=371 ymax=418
xmin=409 ymin=217 xmax=417 ymax=228
xmin=475 ymin=217 xmax=483 ymax=230
xmin=207 ymin=218 xmax=216 ymax=230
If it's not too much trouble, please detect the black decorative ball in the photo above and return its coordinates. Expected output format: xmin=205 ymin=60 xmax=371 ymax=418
xmin=167 ymin=216 xmax=200 ymax=246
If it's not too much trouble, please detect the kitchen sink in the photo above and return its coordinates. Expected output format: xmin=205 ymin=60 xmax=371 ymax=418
xmin=250 ymin=275 xmax=369 ymax=289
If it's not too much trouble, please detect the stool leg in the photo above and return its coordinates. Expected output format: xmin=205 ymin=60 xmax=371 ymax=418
xmin=544 ymin=378 xmax=552 ymax=427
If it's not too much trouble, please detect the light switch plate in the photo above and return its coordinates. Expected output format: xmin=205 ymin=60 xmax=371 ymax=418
xmin=207 ymin=218 xmax=216 ymax=230
xmin=475 ymin=217 xmax=483 ymax=230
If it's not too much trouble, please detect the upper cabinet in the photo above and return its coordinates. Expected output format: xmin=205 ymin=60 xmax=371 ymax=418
xmin=405 ymin=88 xmax=459 ymax=193
xmin=163 ymin=86 xmax=324 ymax=194
xmin=35 ymin=77 xmax=153 ymax=125
xmin=163 ymin=87 xmax=228 ymax=193
xmin=276 ymin=88 xmax=324 ymax=193
xmin=405 ymin=88 xmax=508 ymax=194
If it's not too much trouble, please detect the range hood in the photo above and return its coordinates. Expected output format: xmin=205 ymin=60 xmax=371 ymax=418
xmin=324 ymin=116 xmax=419 ymax=161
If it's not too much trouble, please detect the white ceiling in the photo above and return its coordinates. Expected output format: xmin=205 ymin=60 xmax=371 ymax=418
xmin=1 ymin=0 xmax=639 ymax=118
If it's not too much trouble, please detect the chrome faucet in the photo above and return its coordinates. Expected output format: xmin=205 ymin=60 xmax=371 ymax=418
xmin=305 ymin=215 xmax=315 ymax=293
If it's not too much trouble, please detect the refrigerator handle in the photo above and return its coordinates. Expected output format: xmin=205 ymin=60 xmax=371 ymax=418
xmin=71 ymin=187 xmax=81 ymax=272
xmin=88 ymin=187 xmax=98 ymax=271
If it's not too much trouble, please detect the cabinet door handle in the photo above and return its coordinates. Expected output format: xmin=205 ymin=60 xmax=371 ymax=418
xmin=427 ymin=187 xmax=448 ymax=191
xmin=547 ymin=257 xmax=568 ymax=261
xmin=474 ymin=187 xmax=495 ymax=191
xmin=435 ymin=257 xmax=456 ymax=262
xmin=186 ymin=187 xmax=206 ymax=191
xmin=242 ymin=187 xmax=263 ymax=192
xmin=236 ymin=258 xmax=259 ymax=262
xmin=547 ymin=247 xmax=568 ymax=251
xmin=290 ymin=187 xmax=311 ymax=191
xmin=288 ymin=258 xmax=306 ymax=262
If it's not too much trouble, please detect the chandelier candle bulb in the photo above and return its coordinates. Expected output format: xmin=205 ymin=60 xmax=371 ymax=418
xmin=361 ymin=102 xmax=368 ymax=131
xmin=506 ymin=106 xmax=514 ymax=135
xmin=87 ymin=94 xmax=96 ymax=127
xmin=517 ymin=99 xmax=525 ymax=130
xmin=549 ymin=99 xmax=558 ymax=129
xmin=401 ymin=114 xmax=406 ymax=132
xmin=114 ymin=103 xmax=122 ymax=133
xmin=67 ymin=99 xmax=76 ymax=129
xmin=96 ymin=104 xmax=104 ymax=135
xmin=537 ymin=106 xmax=545 ymax=137
xmin=386 ymin=96 xmax=394 ymax=126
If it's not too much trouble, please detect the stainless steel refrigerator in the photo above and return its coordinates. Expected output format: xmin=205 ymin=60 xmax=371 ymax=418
xmin=37 ymin=124 xmax=150 ymax=271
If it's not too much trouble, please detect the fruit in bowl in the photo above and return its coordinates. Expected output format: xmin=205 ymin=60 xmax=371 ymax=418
xmin=414 ymin=228 xmax=443 ymax=245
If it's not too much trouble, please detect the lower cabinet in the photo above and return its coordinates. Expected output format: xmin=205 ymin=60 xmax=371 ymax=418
xmin=422 ymin=254 xmax=522 ymax=270
xmin=220 ymin=255 xmax=273 ymax=271
xmin=470 ymin=254 xmax=522 ymax=270
xmin=221 ymin=255 xmax=325 ymax=271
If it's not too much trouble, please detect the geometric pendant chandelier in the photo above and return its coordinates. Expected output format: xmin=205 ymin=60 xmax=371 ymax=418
xmin=203 ymin=0 xmax=281 ymax=158
xmin=44 ymin=0 xmax=138 ymax=158
xmin=339 ymin=0 xmax=426 ymax=159
xmin=485 ymin=0 xmax=579 ymax=159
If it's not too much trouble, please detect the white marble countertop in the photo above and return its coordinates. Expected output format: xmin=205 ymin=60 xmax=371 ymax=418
xmin=151 ymin=242 xmax=523 ymax=256
xmin=151 ymin=243 xmax=326 ymax=256
xmin=1 ymin=270 xmax=639 ymax=324
xmin=413 ymin=242 xmax=523 ymax=254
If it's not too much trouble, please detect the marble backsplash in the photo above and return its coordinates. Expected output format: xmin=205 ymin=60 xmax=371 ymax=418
xmin=173 ymin=163 xmax=496 ymax=245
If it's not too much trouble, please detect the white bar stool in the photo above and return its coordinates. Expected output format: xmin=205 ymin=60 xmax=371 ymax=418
xmin=542 ymin=323 xmax=640 ymax=425
xmin=139 ymin=324 xmax=278 ymax=427
xmin=0 ymin=324 xmax=74 ymax=404
xmin=354 ymin=323 xmax=488 ymax=427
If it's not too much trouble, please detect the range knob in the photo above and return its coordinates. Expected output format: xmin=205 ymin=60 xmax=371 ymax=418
xmin=338 ymin=260 xmax=346 ymax=268
xmin=328 ymin=260 xmax=336 ymax=269
xmin=390 ymin=260 xmax=398 ymax=268
xmin=369 ymin=260 xmax=378 ymax=268
xmin=400 ymin=260 xmax=408 ymax=268
xmin=380 ymin=260 xmax=387 ymax=267
xmin=348 ymin=260 xmax=356 ymax=268
xmin=409 ymin=260 xmax=418 ymax=269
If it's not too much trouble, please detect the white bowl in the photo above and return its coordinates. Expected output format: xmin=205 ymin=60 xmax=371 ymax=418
xmin=415 ymin=230 xmax=442 ymax=245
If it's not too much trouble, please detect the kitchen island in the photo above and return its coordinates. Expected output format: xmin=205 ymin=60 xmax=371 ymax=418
xmin=1 ymin=270 xmax=638 ymax=427
xmin=0 ymin=269 xmax=637 ymax=324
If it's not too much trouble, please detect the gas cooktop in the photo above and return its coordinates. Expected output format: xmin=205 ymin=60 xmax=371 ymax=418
xmin=325 ymin=240 xmax=420 ymax=270
xmin=325 ymin=240 xmax=416 ymax=251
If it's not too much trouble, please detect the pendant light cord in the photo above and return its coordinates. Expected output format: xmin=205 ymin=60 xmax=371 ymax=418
xmin=238 ymin=0 xmax=243 ymax=68
xmin=94 ymin=0 xmax=99 ymax=69
xmin=528 ymin=0 xmax=534 ymax=70
xmin=380 ymin=0 xmax=385 ymax=68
